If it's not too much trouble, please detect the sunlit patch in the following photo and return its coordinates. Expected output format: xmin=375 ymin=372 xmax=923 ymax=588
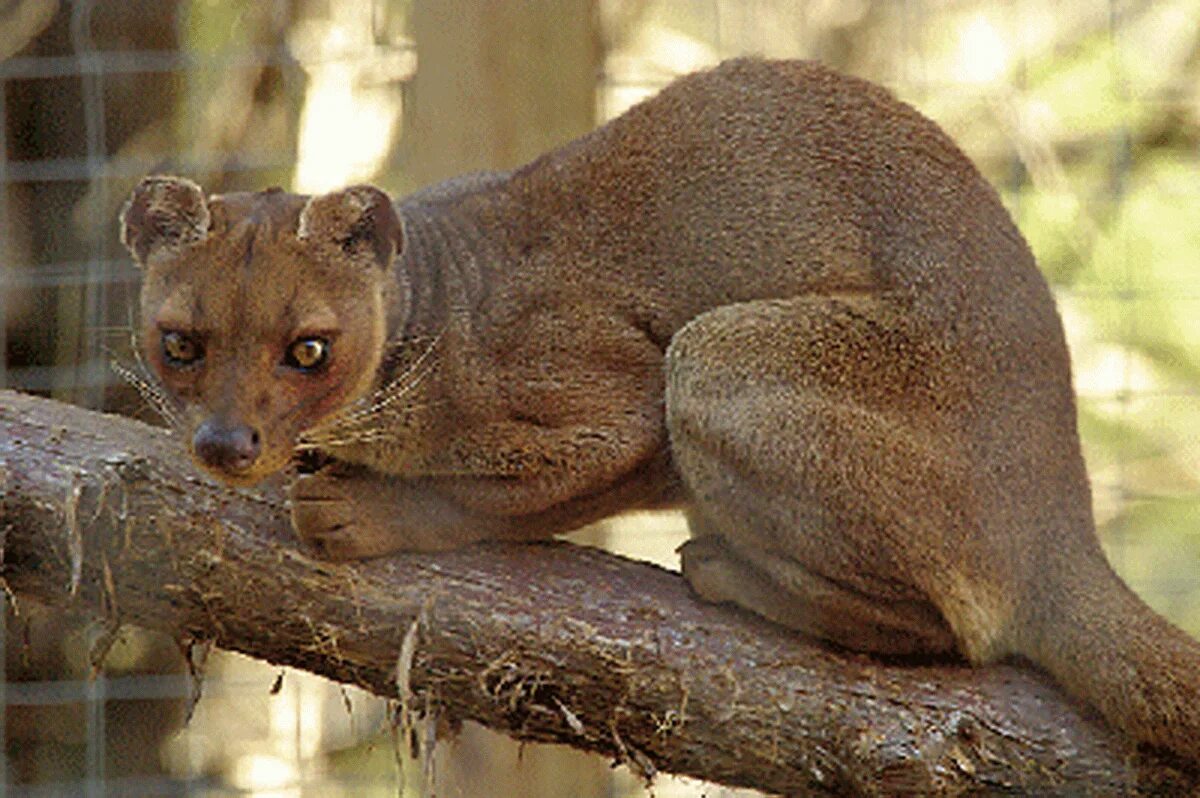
xmin=289 ymin=5 xmax=415 ymax=193
xmin=955 ymin=15 xmax=1010 ymax=85
xmin=230 ymin=753 xmax=298 ymax=794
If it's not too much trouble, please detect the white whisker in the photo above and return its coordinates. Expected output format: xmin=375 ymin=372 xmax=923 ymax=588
xmin=301 ymin=327 xmax=447 ymax=444
xmin=111 ymin=357 xmax=183 ymax=429
xmin=105 ymin=328 xmax=184 ymax=430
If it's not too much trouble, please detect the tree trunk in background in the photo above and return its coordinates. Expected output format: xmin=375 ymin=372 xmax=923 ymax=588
xmin=404 ymin=4 xmax=610 ymax=794
xmin=405 ymin=0 xmax=602 ymax=189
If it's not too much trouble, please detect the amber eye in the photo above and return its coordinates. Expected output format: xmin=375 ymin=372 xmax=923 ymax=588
xmin=161 ymin=330 xmax=203 ymax=367
xmin=285 ymin=337 xmax=329 ymax=372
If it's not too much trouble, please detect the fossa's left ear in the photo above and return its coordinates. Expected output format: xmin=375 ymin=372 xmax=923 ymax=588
xmin=297 ymin=185 xmax=403 ymax=269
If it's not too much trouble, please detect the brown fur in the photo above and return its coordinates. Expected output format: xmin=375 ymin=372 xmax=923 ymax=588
xmin=121 ymin=59 xmax=1200 ymax=764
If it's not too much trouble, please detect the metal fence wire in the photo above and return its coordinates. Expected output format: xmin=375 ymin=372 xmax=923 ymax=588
xmin=2 ymin=0 xmax=1199 ymax=795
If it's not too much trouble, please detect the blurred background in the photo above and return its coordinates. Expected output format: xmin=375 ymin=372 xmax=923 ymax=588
xmin=2 ymin=0 xmax=1199 ymax=795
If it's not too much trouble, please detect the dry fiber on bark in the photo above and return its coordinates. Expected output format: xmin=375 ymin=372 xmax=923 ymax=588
xmin=1 ymin=390 xmax=1196 ymax=796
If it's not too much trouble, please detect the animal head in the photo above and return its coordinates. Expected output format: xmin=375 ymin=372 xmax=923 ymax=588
xmin=120 ymin=175 xmax=405 ymax=485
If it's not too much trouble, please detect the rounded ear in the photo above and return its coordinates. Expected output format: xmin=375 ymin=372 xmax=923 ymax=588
xmin=296 ymin=185 xmax=403 ymax=268
xmin=120 ymin=176 xmax=211 ymax=263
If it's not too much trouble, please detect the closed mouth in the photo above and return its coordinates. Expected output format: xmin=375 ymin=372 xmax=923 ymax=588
xmin=192 ymin=455 xmax=271 ymax=487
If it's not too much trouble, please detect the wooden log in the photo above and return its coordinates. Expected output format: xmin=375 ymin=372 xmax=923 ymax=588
xmin=1 ymin=389 xmax=1195 ymax=796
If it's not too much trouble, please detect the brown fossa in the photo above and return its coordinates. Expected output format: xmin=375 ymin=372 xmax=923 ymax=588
xmin=121 ymin=59 xmax=1200 ymax=765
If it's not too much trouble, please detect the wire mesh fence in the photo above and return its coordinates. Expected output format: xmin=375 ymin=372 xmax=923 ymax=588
xmin=2 ymin=0 xmax=1199 ymax=795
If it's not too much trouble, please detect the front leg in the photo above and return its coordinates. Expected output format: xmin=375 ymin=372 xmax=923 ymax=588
xmin=291 ymin=448 xmax=676 ymax=560
xmin=292 ymin=313 xmax=669 ymax=560
xmin=290 ymin=464 xmax=510 ymax=558
xmin=417 ymin=313 xmax=668 ymax=518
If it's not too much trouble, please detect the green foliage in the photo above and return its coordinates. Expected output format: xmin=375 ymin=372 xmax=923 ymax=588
xmin=1002 ymin=1 xmax=1200 ymax=633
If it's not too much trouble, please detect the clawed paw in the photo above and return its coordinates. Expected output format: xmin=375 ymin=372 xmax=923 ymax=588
xmin=288 ymin=471 xmax=402 ymax=560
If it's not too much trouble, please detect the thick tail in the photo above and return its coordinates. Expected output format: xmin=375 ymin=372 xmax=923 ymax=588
xmin=1018 ymin=550 xmax=1200 ymax=763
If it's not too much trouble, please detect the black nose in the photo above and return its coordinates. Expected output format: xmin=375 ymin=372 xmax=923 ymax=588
xmin=193 ymin=419 xmax=261 ymax=473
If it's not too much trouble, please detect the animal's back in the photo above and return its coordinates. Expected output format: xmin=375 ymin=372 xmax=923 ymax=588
xmin=506 ymin=60 xmax=1040 ymax=331
xmin=507 ymin=61 xmax=1080 ymax=485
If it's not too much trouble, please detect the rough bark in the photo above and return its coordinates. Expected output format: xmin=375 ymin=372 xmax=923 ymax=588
xmin=1 ymin=389 xmax=1196 ymax=796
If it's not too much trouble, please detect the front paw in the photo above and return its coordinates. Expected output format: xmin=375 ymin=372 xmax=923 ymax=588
xmin=289 ymin=470 xmax=401 ymax=560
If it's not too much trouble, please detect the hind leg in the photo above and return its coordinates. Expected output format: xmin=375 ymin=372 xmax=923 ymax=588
xmin=680 ymin=522 xmax=957 ymax=656
xmin=666 ymin=296 xmax=1013 ymax=661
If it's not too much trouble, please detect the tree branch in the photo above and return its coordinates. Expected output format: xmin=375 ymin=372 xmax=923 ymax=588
xmin=1 ymin=390 xmax=1195 ymax=796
